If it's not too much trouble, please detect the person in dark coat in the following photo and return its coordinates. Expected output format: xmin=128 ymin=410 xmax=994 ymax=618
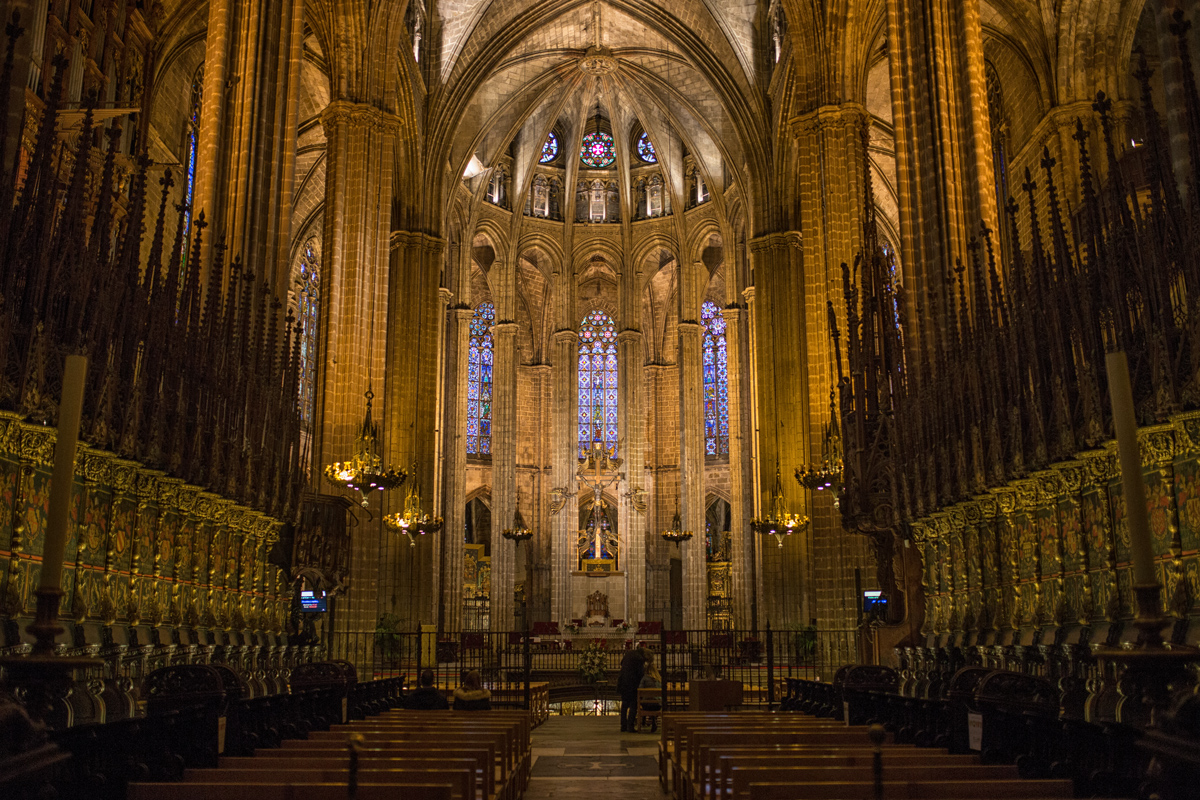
xmin=616 ymin=647 xmax=648 ymax=732
xmin=405 ymin=669 xmax=449 ymax=710
xmin=452 ymin=670 xmax=492 ymax=710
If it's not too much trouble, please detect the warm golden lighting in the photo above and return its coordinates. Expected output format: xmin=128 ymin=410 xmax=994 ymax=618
xmin=502 ymin=490 xmax=534 ymax=543
xmin=752 ymin=465 xmax=809 ymax=547
xmin=322 ymin=388 xmax=406 ymax=507
xmin=660 ymin=506 xmax=694 ymax=545
xmin=384 ymin=472 xmax=443 ymax=546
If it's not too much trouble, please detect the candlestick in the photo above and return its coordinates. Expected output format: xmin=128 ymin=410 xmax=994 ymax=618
xmin=1105 ymin=351 xmax=1156 ymax=588
xmin=38 ymin=354 xmax=87 ymax=593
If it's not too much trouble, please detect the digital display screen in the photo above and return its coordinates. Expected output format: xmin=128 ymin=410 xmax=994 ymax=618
xmin=862 ymin=590 xmax=887 ymax=615
xmin=300 ymin=589 xmax=327 ymax=612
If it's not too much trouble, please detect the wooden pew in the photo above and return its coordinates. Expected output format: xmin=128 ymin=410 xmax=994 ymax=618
xmin=680 ymin=726 xmax=890 ymax=798
xmin=130 ymin=707 xmax=530 ymax=800
xmin=181 ymin=766 xmax=474 ymax=800
xmin=297 ymin=726 xmax=524 ymax=792
xmin=729 ymin=765 xmax=1024 ymax=800
xmin=747 ymin=778 xmax=1073 ymax=800
xmin=708 ymin=751 xmax=981 ymax=800
xmin=659 ymin=712 xmax=847 ymax=791
xmin=128 ymin=782 xmax=454 ymax=800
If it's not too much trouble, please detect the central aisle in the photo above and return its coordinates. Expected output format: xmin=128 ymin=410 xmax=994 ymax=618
xmin=527 ymin=716 xmax=663 ymax=800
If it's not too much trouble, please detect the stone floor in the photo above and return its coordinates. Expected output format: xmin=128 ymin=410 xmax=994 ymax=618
xmin=528 ymin=716 xmax=664 ymax=800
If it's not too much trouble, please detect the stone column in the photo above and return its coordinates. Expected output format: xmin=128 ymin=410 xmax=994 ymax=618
xmin=194 ymin=0 xmax=305 ymax=293
xmin=741 ymin=287 xmax=762 ymax=630
xmin=678 ymin=315 xmax=707 ymax=630
xmin=1152 ymin=0 xmax=1200 ymax=196
xmin=748 ymin=235 xmax=806 ymax=628
xmin=617 ymin=329 xmax=647 ymax=623
xmin=440 ymin=304 xmax=474 ymax=632
xmin=316 ymin=101 xmax=398 ymax=663
xmin=722 ymin=306 xmax=751 ymax=628
xmin=789 ymin=104 xmax=877 ymax=632
xmin=550 ymin=329 xmax=579 ymax=624
xmin=490 ymin=321 xmax=519 ymax=632
xmin=384 ymin=231 xmax=444 ymax=629
xmin=886 ymin=0 xmax=998 ymax=311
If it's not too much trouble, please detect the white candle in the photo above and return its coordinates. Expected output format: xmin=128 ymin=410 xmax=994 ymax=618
xmin=1105 ymin=351 xmax=1156 ymax=586
xmin=39 ymin=354 xmax=88 ymax=593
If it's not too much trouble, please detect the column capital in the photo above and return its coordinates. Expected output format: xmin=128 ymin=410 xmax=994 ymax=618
xmin=616 ymin=329 xmax=644 ymax=345
xmin=320 ymin=100 xmax=402 ymax=135
xmin=678 ymin=320 xmax=704 ymax=336
xmin=390 ymin=230 xmax=446 ymax=255
xmin=788 ymin=102 xmax=870 ymax=140
xmin=453 ymin=306 xmax=475 ymax=322
xmin=742 ymin=286 xmax=757 ymax=304
xmin=721 ymin=306 xmax=743 ymax=325
xmin=438 ymin=287 xmax=454 ymax=306
xmin=749 ymin=231 xmax=802 ymax=254
xmin=492 ymin=321 xmax=520 ymax=336
xmin=551 ymin=328 xmax=579 ymax=345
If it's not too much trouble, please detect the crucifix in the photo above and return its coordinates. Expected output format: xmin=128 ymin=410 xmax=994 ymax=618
xmin=577 ymin=440 xmax=623 ymax=561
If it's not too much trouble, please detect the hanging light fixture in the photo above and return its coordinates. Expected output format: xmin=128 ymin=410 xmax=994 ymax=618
xmin=660 ymin=501 xmax=694 ymax=545
xmin=752 ymin=464 xmax=809 ymax=547
xmin=796 ymin=391 xmax=844 ymax=495
xmin=384 ymin=467 xmax=443 ymax=546
xmin=323 ymin=387 xmax=407 ymax=507
xmin=502 ymin=489 xmax=534 ymax=543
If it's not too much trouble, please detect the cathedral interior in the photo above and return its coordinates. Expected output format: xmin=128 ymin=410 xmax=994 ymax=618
xmin=2 ymin=0 xmax=1200 ymax=796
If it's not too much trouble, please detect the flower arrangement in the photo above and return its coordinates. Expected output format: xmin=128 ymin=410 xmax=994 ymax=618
xmin=577 ymin=641 xmax=607 ymax=684
xmin=564 ymin=621 xmax=582 ymax=634
xmin=615 ymin=621 xmax=631 ymax=633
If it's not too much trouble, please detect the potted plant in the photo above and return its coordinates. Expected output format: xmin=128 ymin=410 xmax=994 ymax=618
xmin=374 ymin=613 xmax=406 ymax=664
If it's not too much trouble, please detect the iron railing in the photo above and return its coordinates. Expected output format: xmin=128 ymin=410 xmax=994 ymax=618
xmin=327 ymin=626 xmax=859 ymax=711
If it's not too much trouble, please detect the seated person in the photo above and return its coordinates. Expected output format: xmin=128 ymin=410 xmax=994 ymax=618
xmin=639 ymin=660 xmax=663 ymax=732
xmin=405 ymin=669 xmax=449 ymax=710
xmin=453 ymin=669 xmax=492 ymax=710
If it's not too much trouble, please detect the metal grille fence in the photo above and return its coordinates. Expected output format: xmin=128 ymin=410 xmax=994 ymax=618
xmin=327 ymin=626 xmax=859 ymax=712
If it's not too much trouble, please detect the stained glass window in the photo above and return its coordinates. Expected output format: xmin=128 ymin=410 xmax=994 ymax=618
xmin=467 ymin=302 xmax=495 ymax=455
xmin=637 ymin=131 xmax=657 ymax=163
xmin=701 ymin=302 xmax=729 ymax=455
xmin=580 ymin=131 xmax=616 ymax=168
xmin=578 ymin=310 xmax=618 ymax=458
xmin=297 ymin=239 xmax=320 ymax=427
xmin=540 ymin=132 xmax=559 ymax=163
xmin=182 ymin=64 xmax=203 ymax=268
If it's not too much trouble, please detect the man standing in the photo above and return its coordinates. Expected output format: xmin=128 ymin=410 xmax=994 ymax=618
xmin=616 ymin=646 xmax=648 ymax=732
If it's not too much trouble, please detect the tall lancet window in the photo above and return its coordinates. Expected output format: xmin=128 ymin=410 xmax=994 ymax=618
xmin=466 ymin=302 xmax=495 ymax=455
xmin=297 ymin=239 xmax=321 ymax=427
xmin=701 ymin=301 xmax=729 ymax=455
xmin=182 ymin=64 xmax=203 ymax=268
xmin=578 ymin=310 xmax=618 ymax=458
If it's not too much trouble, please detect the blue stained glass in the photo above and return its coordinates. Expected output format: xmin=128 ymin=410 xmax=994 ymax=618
xmin=637 ymin=131 xmax=657 ymax=163
xmin=181 ymin=64 xmax=204 ymax=271
xmin=701 ymin=302 xmax=729 ymax=455
xmin=578 ymin=310 xmax=618 ymax=457
xmin=580 ymin=131 xmax=616 ymax=168
xmin=541 ymin=132 xmax=560 ymax=163
xmin=466 ymin=302 xmax=495 ymax=455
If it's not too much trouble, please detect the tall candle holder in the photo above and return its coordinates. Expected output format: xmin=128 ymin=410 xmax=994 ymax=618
xmin=1094 ymin=352 xmax=1198 ymax=727
xmin=1 ymin=356 xmax=100 ymax=730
